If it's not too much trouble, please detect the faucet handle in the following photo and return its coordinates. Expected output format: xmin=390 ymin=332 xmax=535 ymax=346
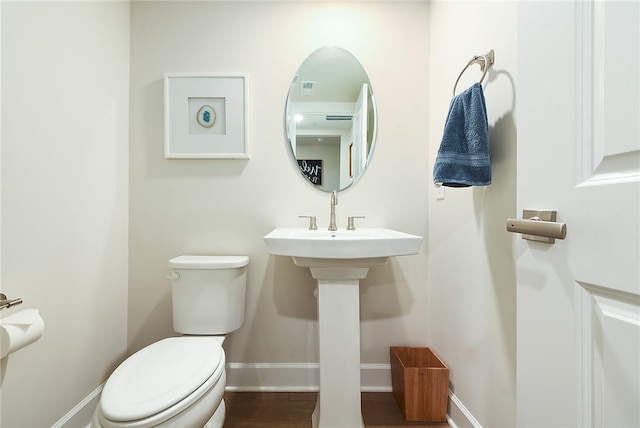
xmin=346 ymin=216 xmax=366 ymax=231
xmin=299 ymin=215 xmax=318 ymax=230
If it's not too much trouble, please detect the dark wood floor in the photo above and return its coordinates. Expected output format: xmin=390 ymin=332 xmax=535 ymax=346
xmin=223 ymin=392 xmax=450 ymax=428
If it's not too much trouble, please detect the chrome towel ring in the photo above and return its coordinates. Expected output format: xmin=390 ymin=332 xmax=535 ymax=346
xmin=452 ymin=49 xmax=495 ymax=96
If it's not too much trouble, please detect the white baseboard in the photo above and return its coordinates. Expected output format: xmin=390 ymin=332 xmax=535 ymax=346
xmin=448 ymin=390 xmax=483 ymax=428
xmin=53 ymin=364 xmax=481 ymax=428
xmin=225 ymin=362 xmax=392 ymax=392
xmin=227 ymin=363 xmax=481 ymax=428
xmin=51 ymin=384 xmax=102 ymax=428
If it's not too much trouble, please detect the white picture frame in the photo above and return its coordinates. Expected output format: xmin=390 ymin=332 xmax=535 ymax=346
xmin=164 ymin=73 xmax=249 ymax=159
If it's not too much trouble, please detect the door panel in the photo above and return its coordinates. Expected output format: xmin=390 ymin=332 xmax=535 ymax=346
xmin=517 ymin=1 xmax=639 ymax=426
xmin=577 ymin=0 xmax=639 ymax=182
xmin=594 ymin=1 xmax=639 ymax=160
xmin=572 ymin=0 xmax=639 ymax=293
xmin=573 ymin=8 xmax=640 ymax=421
xmin=581 ymin=284 xmax=640 ymax=427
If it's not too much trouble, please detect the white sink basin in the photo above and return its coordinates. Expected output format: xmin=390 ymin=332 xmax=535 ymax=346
xmin=263 ymin=227 xmax=423 ymax=259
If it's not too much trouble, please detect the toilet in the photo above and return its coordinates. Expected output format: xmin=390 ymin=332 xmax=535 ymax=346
xmin=91 ymin=255 xmax=249 ymax=428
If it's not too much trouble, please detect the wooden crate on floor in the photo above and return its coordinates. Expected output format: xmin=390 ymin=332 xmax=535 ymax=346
xmin=390 ymin=346 xmax=449 ymax=422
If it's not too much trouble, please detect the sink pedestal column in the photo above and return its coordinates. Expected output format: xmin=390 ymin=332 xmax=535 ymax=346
xmin=293 ymin=257 xmax=388 ymax=428
xmin=313 ymin=278 xmax=363 ymax=428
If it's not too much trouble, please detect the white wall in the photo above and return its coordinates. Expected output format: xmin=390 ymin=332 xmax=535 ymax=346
xmin=0 ymin=2 xmax=520 ymax=426
xmin=128 ymin=0 xmax=430 ymax=370
xmin=427 ymin=2 xmax=517 ymax=427
xmin=130 ymin=2 xmax=518 ymax=426
xmin=0 ymin=2 xmax=130 ymax=426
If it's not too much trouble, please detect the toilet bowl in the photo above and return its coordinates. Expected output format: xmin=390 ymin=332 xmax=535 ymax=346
xmin=91 ymin=256 xmax=249 ymax=428
xmin=92 ymin=337 xmax=227 ymax=428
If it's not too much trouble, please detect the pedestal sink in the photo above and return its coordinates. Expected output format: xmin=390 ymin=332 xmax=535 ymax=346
xmin=264 ymin=228 xmax=423 ymax=428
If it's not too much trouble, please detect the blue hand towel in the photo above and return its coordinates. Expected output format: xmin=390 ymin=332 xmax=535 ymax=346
xmin=433 ymin=83 xmax=491 ymax=187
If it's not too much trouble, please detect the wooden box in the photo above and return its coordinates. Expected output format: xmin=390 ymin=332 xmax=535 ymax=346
xmin=390 ymin=346 xmax=450 ymax=422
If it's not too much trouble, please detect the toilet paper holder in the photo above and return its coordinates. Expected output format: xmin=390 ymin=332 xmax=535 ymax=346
xmin=0 ymin=294 xmax=23 ymax=311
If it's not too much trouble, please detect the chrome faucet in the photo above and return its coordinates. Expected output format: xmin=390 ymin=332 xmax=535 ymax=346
xmin=328 ymin=190 xmax=338 ymax=231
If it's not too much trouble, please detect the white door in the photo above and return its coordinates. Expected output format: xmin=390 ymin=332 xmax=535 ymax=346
xmin=517 ymin=1 xmax=639 ymax=427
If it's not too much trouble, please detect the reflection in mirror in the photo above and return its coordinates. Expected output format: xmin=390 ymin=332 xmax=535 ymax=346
xmin=285 ymin=47 xmax=377 ymax=192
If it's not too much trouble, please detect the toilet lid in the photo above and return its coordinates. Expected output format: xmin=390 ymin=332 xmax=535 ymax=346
xmin=100 ymin=337 xmax=224 ymax=422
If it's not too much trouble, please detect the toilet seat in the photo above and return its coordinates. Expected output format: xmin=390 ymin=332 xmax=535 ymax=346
xmin=100 ymin=337 xmax=224 ymax=425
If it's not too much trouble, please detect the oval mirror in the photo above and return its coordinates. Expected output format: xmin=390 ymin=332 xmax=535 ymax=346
xmin=285 ymin=47 xmax=377 ymax=192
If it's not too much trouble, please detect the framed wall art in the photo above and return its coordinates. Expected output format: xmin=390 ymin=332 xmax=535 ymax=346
xmin=164 ymin=73 xmax=249 ymax=159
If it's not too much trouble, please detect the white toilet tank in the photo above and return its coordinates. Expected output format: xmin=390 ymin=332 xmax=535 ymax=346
xmin=168 ymin=255 xmax=249 ymax=335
